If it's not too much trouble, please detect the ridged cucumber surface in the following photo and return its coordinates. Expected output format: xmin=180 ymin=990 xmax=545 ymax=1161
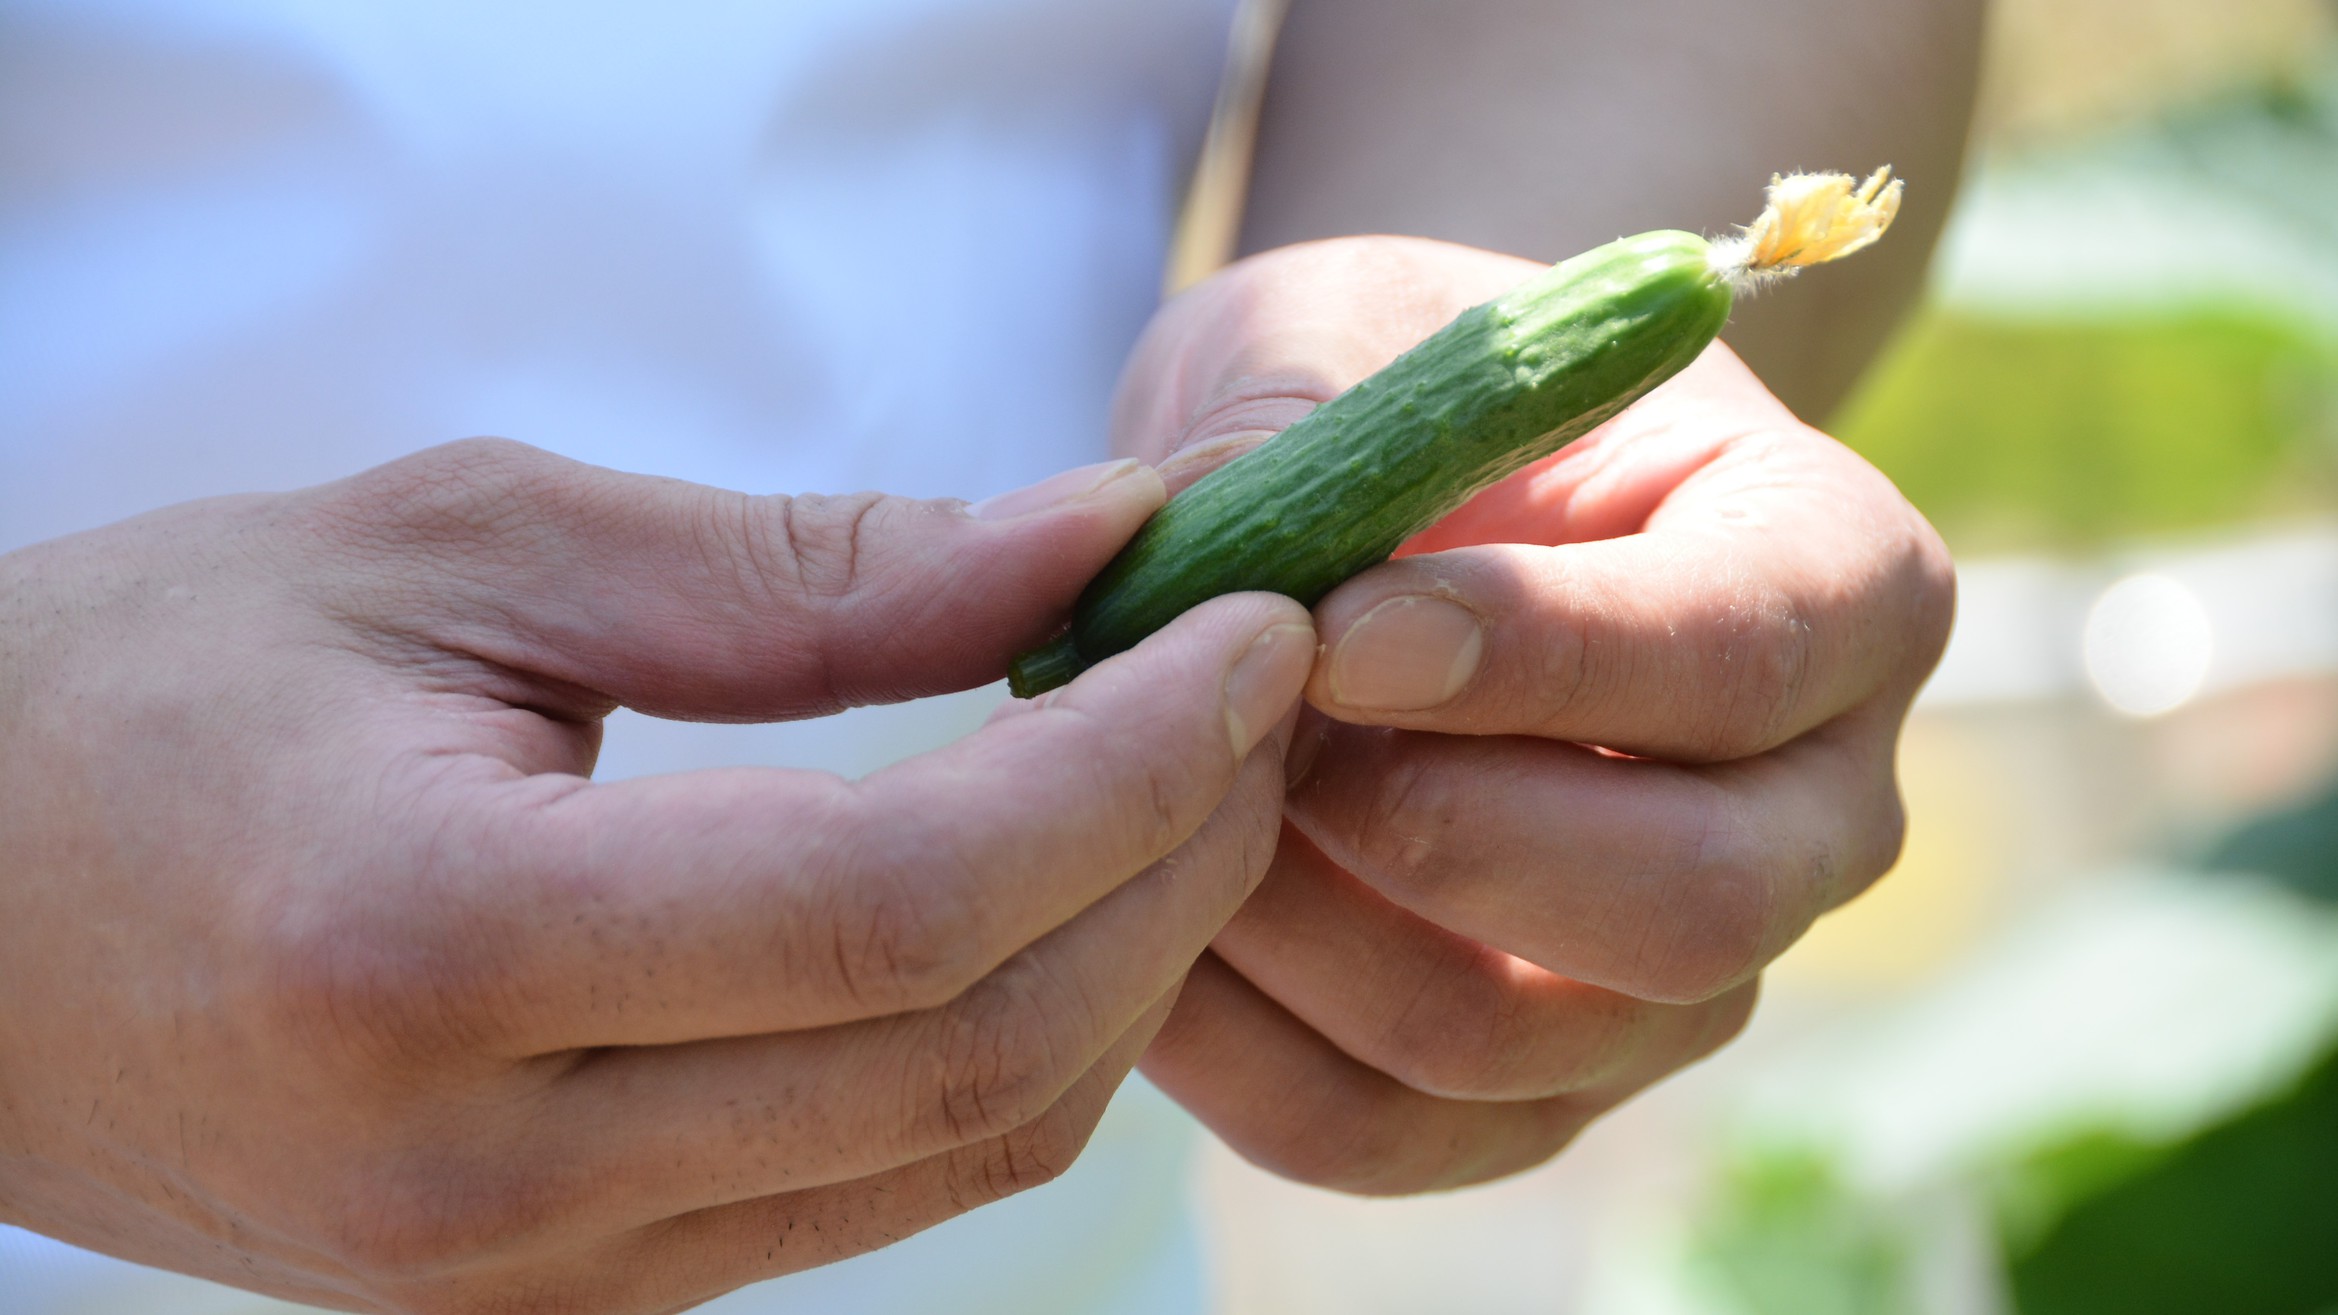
xmin=1009 ymin=229 xmax=1734 ymax=697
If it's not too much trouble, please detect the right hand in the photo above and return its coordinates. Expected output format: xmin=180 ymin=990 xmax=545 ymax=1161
xmin=0 ymin=438 xmax=1314 ymax=1314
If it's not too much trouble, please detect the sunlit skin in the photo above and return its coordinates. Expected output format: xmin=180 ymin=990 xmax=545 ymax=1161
xmin=1118 ymin=0 xmax=1985 ymax=1192
xmin=0 ymin=0 xmax=1983 ymax=1309
xmin=0 ymin=449 xmax=1318 ymax=1311
xmin=1122 ymin=237 xmax=1953 ymax=1190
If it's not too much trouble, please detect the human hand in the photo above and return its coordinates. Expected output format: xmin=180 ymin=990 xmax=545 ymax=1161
xmin=1119 ymin=237 xmax=1954 ymax=1191
xmin=0 ymin=439 xmax=1314 ymax=1311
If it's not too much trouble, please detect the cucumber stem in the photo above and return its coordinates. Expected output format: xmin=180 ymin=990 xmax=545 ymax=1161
xmin=1007 ymin=634 xmax=1087 ymax=698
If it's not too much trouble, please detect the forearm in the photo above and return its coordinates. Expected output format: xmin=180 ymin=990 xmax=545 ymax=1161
xmin=1241 ymin=0 xmax=1986 ymax=421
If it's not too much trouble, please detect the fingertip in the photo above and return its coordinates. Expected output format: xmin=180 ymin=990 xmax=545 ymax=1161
xmin=1283 ymin=705 xmax=1331 ymax=789
xmin=1037 ymin=591 xmax=1314 ymax=765
xmin=956 ymin=460 xmax=1168 ymax=599
xmin=1094 ymin=460 xmax=1170 ymax=525
xmin=1311 ymin=592 xmax=1486 ymax=717
xmin=966 ymin=458 xmax=1164 ymax=523
xmin=1304 ymin=552 xmax=1499 ymax=723
xmin=1155 ymin=430 xmax=1276 ymax=497
xmin=1223 ymin=613 xmax=1317 ymax=759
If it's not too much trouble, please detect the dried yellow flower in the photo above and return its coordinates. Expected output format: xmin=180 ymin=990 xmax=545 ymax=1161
xmin=1710 ymin=167 xmax=1902 ymax=287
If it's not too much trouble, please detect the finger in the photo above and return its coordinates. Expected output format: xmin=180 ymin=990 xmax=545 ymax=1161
xmin=1306 ymin=424 xmax=1952 ymax=759
xmin=373 ymin=594 xmax=1314 ymax=1052
xmin=1309 ymin=449 xmax=1945 ymax=758
xmin=389 ymin=994 xmax=1177 ymax=1315
xmin=1110 ymin=238 xmax=1541 ymax=466
xmin=1285 ymin=700 xmax=1907 ymax=1004
xmin=1141 ymin=954 xmax=1597 ymax=1195
xmin=1110 ymin=250 xmax=1950 ymax=760
xmin=634 ymin=991 xmax=1173 ymax=1304
xmin=298 ymin=436 xmax=1168 ymax=720
xmin=1211 ymin=825 xmax=1751 ymax=1102
xmin=525 ymin=724 xmax=1289 ymax=1228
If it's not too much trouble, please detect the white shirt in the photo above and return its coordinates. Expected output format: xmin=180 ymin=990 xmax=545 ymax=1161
xmin=0 ymin=0 xmax=1236 ymax=1309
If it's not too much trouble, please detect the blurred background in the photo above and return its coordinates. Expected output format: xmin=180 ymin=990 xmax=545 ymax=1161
xmin=7 ymin=3 xmax=2332 ymax=1312
xmin=1194 ymin=0 xmax=2338 ymax=1310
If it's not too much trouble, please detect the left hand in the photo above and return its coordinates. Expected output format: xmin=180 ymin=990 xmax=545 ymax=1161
xmin=1122 ymin=236 xmax=1955 ymax=1192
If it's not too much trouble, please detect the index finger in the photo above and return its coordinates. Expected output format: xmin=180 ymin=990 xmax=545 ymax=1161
xmin=334 ymin=593 xmax=1314 ymax=1055
xmin=1305 ymin=420 xmax=1953 ymax=760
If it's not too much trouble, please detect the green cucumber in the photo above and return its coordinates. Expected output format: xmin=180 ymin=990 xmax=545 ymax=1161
xmin=1008 ymin=231 xmax=1727 ymax=697
xmin=1007 ymin=171 xmax=1899 ymax=697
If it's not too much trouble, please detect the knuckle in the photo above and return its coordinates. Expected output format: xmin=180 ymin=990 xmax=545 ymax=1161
xmin=1347 ymin=747 xmax=1451 ymax=900
xmin=327 ymin=437 xmax=563 ymax=549
xmin=826 ymin=850 xmax=990 ymax=1013
xmin=1231 ymin=777 xmax=1288 ymax=886
xmin=1700 ymin=985 xmax=1761 ymax=1057
xmin=729 ymin=491 xmax=922 ymax=705
xmin=1526 ymin=618 xmax=1594 ymax=725
xmin=1378 ymin=966 xmax=1527 ymax=1100
xmin=261 ymin=905 xmax=486 ymax=1064
xmin=1836 ymin=787 xmax=1909 ymax=907
xmin=944 ymin=1090 xmax=1097 ymax=1210
xmin=1699 ymin=585 xmax=1813 ymax=760
xmin=1042 ymin=696 xmax=1216 ymax=861
xmin=331 ymin=1154 xmax=557 ymax=1281
xmin=1611 ymin=813 xmax=1778 ymax=1004
xmin=1128 ymin=744 xmax=1192 ymax=859
xmin=991 ymin=1105 xmax=1089 ymax=1194
xmin=1374 ymin=973 xmax=1644 ymax=1104
xmin=1374 ymin=961 xmax=1648 ymax=1102
xmin=761 ymin=490 xmax=890 ymax=604
xmin=1075 ymin=693 xmax=1219 ymax=857
xmin=929 ymin=972 xmax=1070 ymax=1147
xmin=1140 ymin=748 xmax=1197 ymax=851
xmin=1240 ymin=1095 xmax=1410 ymax=1195
xmin=1894 ymin=513 xmax=1959 ymax=671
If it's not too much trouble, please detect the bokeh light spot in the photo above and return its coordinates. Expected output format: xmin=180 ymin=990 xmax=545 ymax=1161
xmin=2083 ymin=572 xmax=2214 ymax=716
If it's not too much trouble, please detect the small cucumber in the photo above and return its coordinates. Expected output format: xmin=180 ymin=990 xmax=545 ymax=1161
xmin=1009 ymin=171 xmax=1900 ymax=698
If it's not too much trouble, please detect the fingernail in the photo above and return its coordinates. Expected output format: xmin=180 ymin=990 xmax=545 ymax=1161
xmin=968 ymin=458 xmax=1150 ymax=520
xmin=1223 ymin=622 xmax=1318 ymax=757
xmin=1156 ymin=430 xmax=1274 ymax=496
xmin=1284 ymin=707 xmax=1328 ymax=789
xmin=1327 ymin=595 xmax=1484 ymax=711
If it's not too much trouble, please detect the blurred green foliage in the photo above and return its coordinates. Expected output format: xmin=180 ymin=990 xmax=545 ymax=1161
xmin=2006 ymin=1041 xmax=2338 ymax=1315
xmin=1674 ymin=60 xmax=2338 ymax=1314
xmin=1687 ymin=1154 xmax=1917 ymax=1315
xmin=1831 ymin=58 xmax=2338 ymax=551
xmin=1832 ymin=307 xmax=2338 ymax=551
xmin=1693 ymin=1041 xmax=2338 ymax=1315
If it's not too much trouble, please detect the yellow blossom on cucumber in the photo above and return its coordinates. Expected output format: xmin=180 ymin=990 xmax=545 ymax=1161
xmin=1012 ymin=172 xmax=1904 ymax=696
xmin=1710 ymin=167 xmax=1902 ymax=288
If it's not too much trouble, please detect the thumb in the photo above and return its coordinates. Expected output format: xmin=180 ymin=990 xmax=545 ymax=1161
xmin=301 ymin=438 xmax=1166 ymax=719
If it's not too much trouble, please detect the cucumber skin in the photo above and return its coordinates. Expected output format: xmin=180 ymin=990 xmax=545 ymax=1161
xmin=1015 ymin=230 xmax=1733 ymax=696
